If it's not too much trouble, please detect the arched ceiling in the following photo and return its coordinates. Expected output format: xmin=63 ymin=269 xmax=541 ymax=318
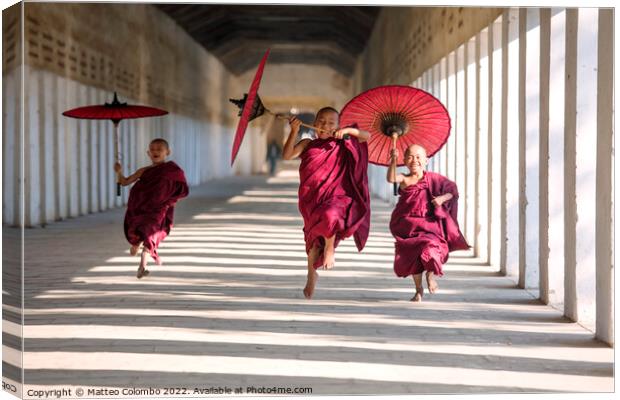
xmin=156 ymin=4 xmax=380 ymax=76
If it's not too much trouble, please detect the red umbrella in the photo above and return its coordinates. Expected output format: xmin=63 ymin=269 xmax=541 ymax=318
xmin=229 ymin=48 xmax=331 ymax=166
xmin=339 ymin=85 xmax=451 ymax=195
xmin=63 ymin=92 xmax=168 ymax=196
xmin=229 ymin=49 xmax=270 ymax=166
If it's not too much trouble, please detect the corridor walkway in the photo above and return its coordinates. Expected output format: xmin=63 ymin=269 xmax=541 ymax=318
xmin=3 ymin=162 xmax=614 ymax=397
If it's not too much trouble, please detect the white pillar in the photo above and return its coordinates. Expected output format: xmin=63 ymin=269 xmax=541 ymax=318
xmin=204 ymin=121 xmax=212 ymax=181
xmin=213 ymin=122 xmax=223 ymax=179
xmin=436 ymin=61 xmax=443 ymax=174
xmin=517 ymin=8 xmax=527 ymax=288
xmin=36 ymin=71 xmax=47 ymax=225
xmin=466 ymin=37 xmax=477 ymax=252
xmin=66 ymin=79 xmax=79 ymax=217
xmin=490 ymin=15 xmax=503 ymax=269
xmin=87 ymin=87 xmax=98 ymax=214
xmin=3 ymin=68 xmax=18 ymax=225
xmin=477 ymin=29 xmax=490 ymax=264
xmin=97 ymin=89 xmax=107 ymax=212
xmin=25 ymin=66 xmax=40 ymax=227
xmin=539 ymin=8 xmax=551 ymax=303
xmin=505 ymin=8 xmax=521 ymax=277
xmin=574 ymin=7 xmax=598 ymax=328
xmin=194 ymin=119 xmax=201 ymax=183
xmin=78 ymin=84 xmax=88 ymax=215
xmin=438 ymin=57 xmax=448 ymax=177
xmin=548 ymin=8 xmax=566 ymax=308
xmin=42 ymin=71 xmax=56 ymax=223
xmin=456 ymin=44 xmax=466 ymax=230
xmin=595 ymin=8 xmax=614 ymax=345
xmin=56 ymin=75 xmax=68 ymax=220
xmin=447 ymin=52 xmax=457 ymax=183
xmin=127 ymin=117 xmax=136 ymax=190
xmin=563 ymin=9 xmax=578 ymax=321
xmin=524 ymin=8 xmax=541 ymax=290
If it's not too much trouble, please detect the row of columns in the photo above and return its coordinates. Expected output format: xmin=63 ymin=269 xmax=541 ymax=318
xmin=2 ymin=67 xmax=268 ymax=228
xmin=368 ymin=8 xmax=613 ymax=345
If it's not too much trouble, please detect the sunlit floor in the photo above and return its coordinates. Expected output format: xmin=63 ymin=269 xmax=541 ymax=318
xmin=2 ymin=161 xmax=614 ymax=397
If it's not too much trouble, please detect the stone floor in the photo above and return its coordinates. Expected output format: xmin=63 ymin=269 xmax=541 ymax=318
xmin=2 ymin=162 xmax=615 ymax=398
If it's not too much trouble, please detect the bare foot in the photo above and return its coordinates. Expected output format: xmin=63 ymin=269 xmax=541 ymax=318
xmin=410 ymin=288 xmax=424 ymax=302
xmin=323 ymin=236 xmax=336 ymax=270
xmin=130 ymin=244 xmax=140 ymax=256
xmin=323 ymin=248 xmax=335 ymax=270
xmin=426 ymin=272 xmax=438 ymax=294
xmin=303 ymin=269 xmax=319 ymax=299
xmin=136 ymin=266 xmax=149 ymax=279
xmin=137 ymin=250 xmax=149 ymax=279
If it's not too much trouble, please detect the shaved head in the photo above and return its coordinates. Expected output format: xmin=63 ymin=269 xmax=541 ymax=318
xmin=405 ymin=144 xmax=428 ymax=158
xmin=150 ymin=138 xmax=169 ymax=149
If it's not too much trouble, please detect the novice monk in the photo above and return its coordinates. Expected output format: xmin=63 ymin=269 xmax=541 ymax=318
xmin=387 ymin=144 xmax=469 ymax=302
xmin=114 ymin=138 xmax=189 ymax=278
xmin=282 ymin=107 xmax=371 ymax=299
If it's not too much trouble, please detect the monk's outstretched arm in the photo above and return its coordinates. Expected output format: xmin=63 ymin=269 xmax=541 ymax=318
xmin=432 ymin=192 xmax=453 ymax=207
xmin=114 ymin=163 xmax=147 ymax=186
xmin=282 ymin=116 xmax=310 ymax=160
xmin=334 ymin=127 xmax=370 ymax=142
xmin=386 ymin=148 xmax=404 ymax=184
xmin=431 ymin=178 xmax=458 ymax=207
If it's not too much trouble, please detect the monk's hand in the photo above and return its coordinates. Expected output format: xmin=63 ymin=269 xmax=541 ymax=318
xmin=114 ymin=162 xmax=122 ymax=173
xmin=431 ymin=195 xmax=446 ymax=208
xmin=390 ymin=148 xmax=399 ymax=160
xmin=333 ymin=128 xmax=347 ymax=139
xmin=289 ymin=116 xmax=302 ymax=133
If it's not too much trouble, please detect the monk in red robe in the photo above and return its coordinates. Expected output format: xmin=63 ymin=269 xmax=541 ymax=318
xmin=282 ymin=107 xmax=371 ymax=299
xmin=115 ymin=138 xmax=189 ymax=278
xmin=387 ymin=144 xmax=469 ymax=301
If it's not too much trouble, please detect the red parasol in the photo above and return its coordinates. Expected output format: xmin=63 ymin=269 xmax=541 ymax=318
xmin=63 ymin=92 xmax=168 ymax=196
xmin=230 ymin=49 xmax=270 ymax=166
xmin=229 ymin=48 xmax=332 ymax=166
xmin=340 ymin=85 xmax=451 ymax=195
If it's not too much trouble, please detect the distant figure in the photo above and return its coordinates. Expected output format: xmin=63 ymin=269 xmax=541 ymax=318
xmin=387 ymin=144 xmax=469 ymax=302
xmin=114 ymin=138 xmax=189 ymax=279
xmin=282 ymin=107 xmax=371 ymax=299
xmin=266 ymin=139 xmax=281 ymax=176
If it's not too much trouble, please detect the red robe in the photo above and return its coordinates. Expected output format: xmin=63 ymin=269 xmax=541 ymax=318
xmin=124 ymin=161 xmax=189 ymax=265
xmin=298 ymin=137 xmax=370 ymax=269
xmin=389 ymin=171 xmax=469 ymax=277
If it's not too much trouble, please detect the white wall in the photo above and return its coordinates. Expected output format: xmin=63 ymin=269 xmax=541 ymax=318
xmin=3 ymin=66 xmax=236 ymax=227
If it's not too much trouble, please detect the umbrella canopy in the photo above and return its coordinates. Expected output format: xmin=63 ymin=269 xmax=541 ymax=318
xmin=62 ymin=92 xmax=168 ymax=123
xmin=62 ymin=92 xmax=168 ymax=196
xmin=230 ymin=48 xmax=270 ymax=166
xmin=339 ymin=85 xmax=451 ymax=166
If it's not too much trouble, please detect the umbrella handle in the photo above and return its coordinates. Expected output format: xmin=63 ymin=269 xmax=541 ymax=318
xmin=271 ymin=111 xmax=336 ymax=137
xmin=114 ymin=122 xmax=122 ymax=197
xmin=391 ymin=133 xmax=399 ymax=196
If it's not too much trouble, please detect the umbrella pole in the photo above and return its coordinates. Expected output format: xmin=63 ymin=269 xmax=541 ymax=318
xmin=267 ymin=110 xmax=332 ymax=135
xmin=114 ymin=121 xmax=121 ymax=197
xmin=392 ymin=133 xmax=399 ymax=196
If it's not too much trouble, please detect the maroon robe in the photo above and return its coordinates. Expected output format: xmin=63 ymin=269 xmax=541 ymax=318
xmin=298 ymin=137 xmax=370 ymax=269
xmin=124 ymin=161 xmax=189 ymax=265
xmin=389 ymin=171 xmax=469 ymax=277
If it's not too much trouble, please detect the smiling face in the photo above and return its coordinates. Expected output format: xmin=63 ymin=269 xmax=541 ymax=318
xmin=147 ymin=140 xmax=170 ymax=164
xmin=314 ymin=109 xmax=339 ymax=139
xmin=404 ymin=144 xmax=428 ymax=174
